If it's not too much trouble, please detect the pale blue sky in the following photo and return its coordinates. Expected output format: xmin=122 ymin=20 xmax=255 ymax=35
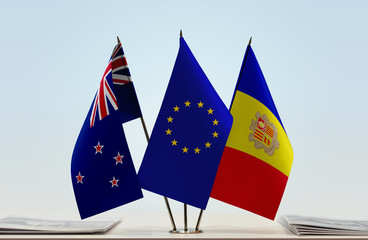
xmin=1 ymin=0 xmax=368 ymax=222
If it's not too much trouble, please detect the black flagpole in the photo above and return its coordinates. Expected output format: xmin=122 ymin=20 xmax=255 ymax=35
xmin=194 ymin=36 xmax=253 ymax=233
xmin=180 ymin=30 xmax=189 ymax=233
xmin=140 ymin=116 xmax=177 ymax=232
xmin=195 ymin=209 xmax=203 ymax=231
xmin=116 ymin=36 xmax=177 ymax=232
xmin=229 ymin=36 xmax=252 ymax=110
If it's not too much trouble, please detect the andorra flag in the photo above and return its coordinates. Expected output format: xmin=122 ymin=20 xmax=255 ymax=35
xmin=211 ymin=42 xmax=293 ymax=220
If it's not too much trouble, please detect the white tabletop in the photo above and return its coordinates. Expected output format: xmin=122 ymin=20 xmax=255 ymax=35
xmin=0 ymin=213 xmax=368 ymax=240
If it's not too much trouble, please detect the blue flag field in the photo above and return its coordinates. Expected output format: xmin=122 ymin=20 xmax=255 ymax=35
xmin=138 ymin=36 xmax=232 ymax=210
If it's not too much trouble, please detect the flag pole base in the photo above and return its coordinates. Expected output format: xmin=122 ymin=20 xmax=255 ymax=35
xmin=169 ymin=229 xmax=203 ymax=234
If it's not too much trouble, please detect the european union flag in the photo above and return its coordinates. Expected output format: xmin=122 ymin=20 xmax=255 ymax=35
xmin=71 ymin=42 xmax=143 ymax=219
xmin=138 ymin=36 xmax=232 ymax=210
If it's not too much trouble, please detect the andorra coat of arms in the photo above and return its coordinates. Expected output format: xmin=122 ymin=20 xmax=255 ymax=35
xmin=249 ymin=111 xmax=279 ymax=156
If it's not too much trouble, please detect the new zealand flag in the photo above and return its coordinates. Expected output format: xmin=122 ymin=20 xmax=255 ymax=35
xmin=71 ymin=41 xmax=143 ymax=219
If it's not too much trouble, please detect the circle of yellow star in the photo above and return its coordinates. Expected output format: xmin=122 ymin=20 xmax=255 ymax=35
xmin=212 ymin=131 xmax=219 ymax=138
xmin=182 ymin=147 xmax=188 ymax=153
xmin=166 ymin=129 xmax=172 ymax=135
xmin=173 ymin=106 xmax=180 ymax=112
xmin=171 ymin=139 xmax=178 ymax=146
xmin=167 ymin=116 xmax=173 ymax=123
xmin=197 ymin=101 xmax=204 ymax=108
xmin=184 ymin=100 xmax=191 ymax=107
xmin=207 ymin=108 xmax=214 ymax=114
xmin=213 ymin=119 xmax=219 ymax=125
xmin=194 ymin=147 xmax=201 ymax=154
xmin=205 ymin=141 xmax=211 ymax=148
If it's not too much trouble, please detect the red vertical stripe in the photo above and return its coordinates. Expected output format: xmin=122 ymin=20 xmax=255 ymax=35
xmin=98 ymin=79 xmax=107 ymax=119
xmin=211 ymin=147 xmax=288 ymax=220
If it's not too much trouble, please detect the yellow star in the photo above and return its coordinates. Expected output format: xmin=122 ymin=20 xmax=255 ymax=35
xmin=197 ymin=101 xmax=204 ymax=108
xmin=173 ymin=106 xmax=180 ymax=112
xmin=184 ymin=100 xmax=191 ymax=107
xmin=213 ymin=119 xmax=219 ymax=125
xmin=194 ymin=147 xmax=201 ymax=154
xmin=182 ymin=147 xmax=188 ymax=153
xmin=166 ymin=129 xmax=172 ymax=135
xmin=205 ymin=141 xmax=211 ymax=148
xmin=212 ymin=131 xmax=219 ymax=138
xmin=171 ymin=139 xmax=178 ymax=146
xmin=207 ymin=108 xmax=214 ymax=114
xmin=167 ymin=116 xmax=173 ymax=123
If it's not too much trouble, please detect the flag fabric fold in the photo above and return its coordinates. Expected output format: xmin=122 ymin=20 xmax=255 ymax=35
xmin=211 ymin=44 xmax=293 ymax=220
xmin=138 ymin=37 xmax=232 ymax=210
xmin=71 ymin=42 xmax=143 ymax=219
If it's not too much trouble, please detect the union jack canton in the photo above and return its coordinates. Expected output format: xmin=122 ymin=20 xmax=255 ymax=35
xmin=90 ymin=43 xmax=134 ymax=127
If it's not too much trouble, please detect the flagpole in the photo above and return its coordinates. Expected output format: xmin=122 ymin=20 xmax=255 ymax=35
xmin=195 ymin=209 xmax=203 ymax=231
xmin=180 ymin=29 xmax=190 ymax=233
xmin=196 ymin=39 xmax=252 ymax=232
xmin=140 ymin=114 xmax=177 ymax=232
xmin=116 ymin=35 xmax=177 ymax=232
xmin=229 ymin=36 xmax=252 ymax=110
xmin=184 ymin=204 xmax=188 ymax=232
xmin=179 ymin=30 xmax=203 ymax=234
xmin=196 ymin=37 xmax=254 ymax=233
xmin=139 ymin=117 xmax=177 ymax=231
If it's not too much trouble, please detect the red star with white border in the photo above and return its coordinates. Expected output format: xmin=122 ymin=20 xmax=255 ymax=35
xmin=114 ymin=152 xmax=124 ymax=165
xmin=94 ymin=141 xmax=104 ymax=154
xmin=76 ymin=172 xmax=84 ymax=184
xmin=109 ymin=176 xmax=119 ymax=188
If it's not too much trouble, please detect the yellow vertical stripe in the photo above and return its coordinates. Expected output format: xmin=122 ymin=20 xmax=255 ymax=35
xmin=227 ymin=91 xmax=293 ymax=177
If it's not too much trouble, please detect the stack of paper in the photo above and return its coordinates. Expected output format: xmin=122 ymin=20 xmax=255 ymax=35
xmin=0 ymin=216 xmax=119 ymax=234
xmin=280 ymin=215 xmax=368 ymax=236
